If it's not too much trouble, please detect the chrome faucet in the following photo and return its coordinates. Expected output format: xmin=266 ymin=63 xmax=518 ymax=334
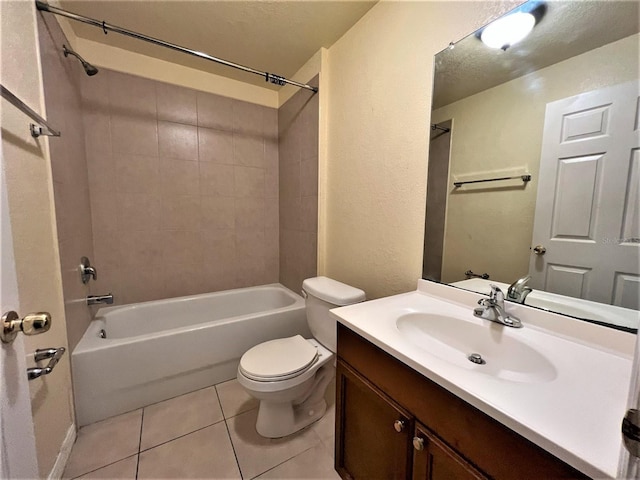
xmin=507 ymin=275 xmax=533 ymax=304
xmin=474 ymin=285 xmax=522 ymax=328
xmin=87 ymin=294 xmax=114 ymax=306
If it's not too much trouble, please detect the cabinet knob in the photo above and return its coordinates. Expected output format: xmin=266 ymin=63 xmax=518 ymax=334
xmin=393 ymin=420 xmax=405 ymax=432
xmin=413 ymin=436 xmax=425 ymax=451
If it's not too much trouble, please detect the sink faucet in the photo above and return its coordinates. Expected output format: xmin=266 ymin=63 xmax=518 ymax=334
xmin=87 ymin=294 xmax=114 ymax=306
xmin=474 ymin=285 xmax=522 ymax=328
xmin=507 ymin=275 xmax=533 ymax=304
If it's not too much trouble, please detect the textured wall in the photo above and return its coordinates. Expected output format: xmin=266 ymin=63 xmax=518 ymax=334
xmin=83 ymin=69 xmax=279 ymax=305
xmin=278 ymin=76 xmax=319 ymax=293
xmin=432 ymin=33 xmax=640 ymax=285
xmin=2 ymin=3 xmax=75 ymax=477
xmin=324 ymin=1 xmax=517 ymax=299
xmin=38 ymin=13 xmax=95 ymax=353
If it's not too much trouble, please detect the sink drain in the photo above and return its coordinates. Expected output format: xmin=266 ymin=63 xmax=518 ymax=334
xmin=468 ymin=353 xmax=485 ymax=365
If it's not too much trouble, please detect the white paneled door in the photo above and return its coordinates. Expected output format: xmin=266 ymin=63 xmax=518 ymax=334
xmin=0 ymin=146 xmax=39 ymax=477
xmin=530 ymin=81 xmax=640 ymax=309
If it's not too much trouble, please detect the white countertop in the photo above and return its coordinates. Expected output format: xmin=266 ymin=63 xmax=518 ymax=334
xmin=331 ymin=280 xmax=636 ymax=479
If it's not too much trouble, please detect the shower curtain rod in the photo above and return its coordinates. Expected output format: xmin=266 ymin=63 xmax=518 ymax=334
xmin=35 ymin=1 xmax=318 ymax=93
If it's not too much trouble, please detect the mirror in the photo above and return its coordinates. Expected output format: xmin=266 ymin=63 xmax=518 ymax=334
xmin=424 ymin=1 xmax=640 ymax=332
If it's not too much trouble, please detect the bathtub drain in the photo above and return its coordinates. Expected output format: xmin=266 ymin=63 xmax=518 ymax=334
xmin=99 ymin=329 xmax=106 ymax=339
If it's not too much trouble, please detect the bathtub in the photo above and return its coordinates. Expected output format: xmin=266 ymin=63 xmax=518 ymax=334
xmin=72 ymin=283 xmax=310 ymax=426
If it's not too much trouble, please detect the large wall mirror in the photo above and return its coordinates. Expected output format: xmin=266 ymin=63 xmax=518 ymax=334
xmin=424 ymin=1 xmax=640 ymax=332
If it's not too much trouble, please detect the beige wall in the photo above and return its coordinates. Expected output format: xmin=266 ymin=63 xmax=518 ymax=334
xmin=1 ymin=2 xmax=74 ymax=477
xmin=323 ymin=1 xmax=516 ymax=299
xmin=279 ymin=76 xmax=320 ymax=292
xmin=84 ymin=69 xmax=279 ymax=305
xmin=432 ymin=33 xmax=640 ymax=284
xmin=38 ymin=13 xmax=95 ymax=353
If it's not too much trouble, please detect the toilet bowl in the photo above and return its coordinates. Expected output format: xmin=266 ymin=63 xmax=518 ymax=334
xmin=237 ymin=277 xmax=365 ymax=438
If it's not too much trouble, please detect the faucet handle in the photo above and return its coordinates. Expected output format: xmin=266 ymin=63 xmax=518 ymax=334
xmin=80 ymin=256 xmax=97 ymax=284
xmin=489 ymin=284 xmax=504 ymax=302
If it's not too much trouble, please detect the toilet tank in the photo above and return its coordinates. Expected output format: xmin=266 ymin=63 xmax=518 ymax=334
xmin=302 ymin=277 xmax=366 ymax=352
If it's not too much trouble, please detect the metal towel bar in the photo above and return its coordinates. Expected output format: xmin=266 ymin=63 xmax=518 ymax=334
xmin=27 ymin=347 xmax=66 ymax=380
xmin=0 ymin=84 xmax=61 ymax=138
xmin=454 ymin=174 xmax=531 ymax=188
xmin=465 ymin=270 xmax=490 ymax=280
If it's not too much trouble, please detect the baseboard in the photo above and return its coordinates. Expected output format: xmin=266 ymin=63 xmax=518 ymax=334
xmin=48 ymin=423 xmax=76 ymax=480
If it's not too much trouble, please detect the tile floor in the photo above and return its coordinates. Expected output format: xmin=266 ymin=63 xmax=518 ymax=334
xmin=63 ymin=379 xmax=339 ymax=479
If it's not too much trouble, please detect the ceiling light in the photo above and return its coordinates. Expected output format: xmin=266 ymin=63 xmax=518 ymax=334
xmin=480 ymin=12 xmax=536 ymax=51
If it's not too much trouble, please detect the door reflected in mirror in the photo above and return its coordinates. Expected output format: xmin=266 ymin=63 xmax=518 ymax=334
xmin=423 ymin=0 xmax=640 ymax=332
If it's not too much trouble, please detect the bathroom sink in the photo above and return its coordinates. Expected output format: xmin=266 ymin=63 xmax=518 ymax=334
xmin=396 ymin=313 xmax=557 ymax=383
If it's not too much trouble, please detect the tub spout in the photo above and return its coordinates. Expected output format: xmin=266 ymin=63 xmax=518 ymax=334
xmin=87 ymin=294 xmax=113 ymax=306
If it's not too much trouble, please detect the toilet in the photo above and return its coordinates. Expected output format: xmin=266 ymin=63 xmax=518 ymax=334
xmin=237 ymin=276 xmax=365 ymax=438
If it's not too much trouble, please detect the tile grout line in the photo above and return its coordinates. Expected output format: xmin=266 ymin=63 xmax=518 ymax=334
xmin=135 ymin=408 xmax=145 ymax=479
xmin=215 ymin=384 xmax=244 ymax=479
xmin=138 ymin=418 xmax=227 ymax=453
xmin=249 ymin=445 xmax=318 ymax=480
xmin=70 ymin=454 xmax=139 ymax=480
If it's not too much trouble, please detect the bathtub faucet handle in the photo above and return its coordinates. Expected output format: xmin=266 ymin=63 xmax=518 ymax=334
xmin=80 ymin=256 xmax=97 ymax=284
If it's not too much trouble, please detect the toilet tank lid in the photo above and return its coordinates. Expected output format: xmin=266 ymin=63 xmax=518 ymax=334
xmin=302 ymin=276 xmax=366 ymax=306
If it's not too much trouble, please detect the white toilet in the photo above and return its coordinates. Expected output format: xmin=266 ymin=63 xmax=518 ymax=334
xmin=237 ymin=276 xmax=365 ymax=438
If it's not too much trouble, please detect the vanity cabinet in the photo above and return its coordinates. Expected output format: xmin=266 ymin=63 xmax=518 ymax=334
xmin=335 ymin=324 xmax=589 ymax=480
xmin=411 ymin=422 xmax=486 ymax=480
xmin=336 ymin=361 xmax=412 ymax=479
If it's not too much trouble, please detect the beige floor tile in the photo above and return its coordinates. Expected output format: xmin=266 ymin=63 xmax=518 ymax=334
xmin=321 ymin=436 xmax=336 ymax=462
xmin=140 ymin=386 xmax=224 ymax=450
xmin=74 ymin=455 xmax=138 ymax=479
xmin=63 ymin=410 xmax=142 ymax=479
xmin=311 ymin=402 xmax=335 ymax=444
xmin=137 ymin=422 xmax=241 ymax=479
xmin=256 ymin=444 xmax=340 ymax=479
xmin=216 ymin=379 xmax=259 ymax=419
xmin=227 ymin=408 xmax=323 ymax=479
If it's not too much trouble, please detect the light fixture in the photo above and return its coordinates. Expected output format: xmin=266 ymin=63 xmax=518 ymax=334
xmin=480 ymin=12 xmax=536 ymax=51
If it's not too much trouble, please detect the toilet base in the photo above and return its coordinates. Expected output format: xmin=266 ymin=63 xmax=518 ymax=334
xmin=254 ymin=363 xmax=334 ymax=438
xmin=256 ymin=397 xmax=327 ymax=438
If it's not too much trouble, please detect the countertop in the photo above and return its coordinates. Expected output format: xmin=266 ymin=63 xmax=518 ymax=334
xmin=331 ymin=279 xmax=636 ymax=479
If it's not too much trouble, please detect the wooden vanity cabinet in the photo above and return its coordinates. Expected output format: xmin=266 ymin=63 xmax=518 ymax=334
xmin=335 ymin=324 xmax=589 ymax=480
xmin=335 ymin=361 xmax=413 ymax=479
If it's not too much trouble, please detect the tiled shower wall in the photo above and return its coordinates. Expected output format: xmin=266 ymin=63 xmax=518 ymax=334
xmin=278 ymin=76 xmax=319 ymax=292
xmin=38 ymin=14 xmax=94 ymax=352
xmin=81 ymin=69 xmax=279 ymax=305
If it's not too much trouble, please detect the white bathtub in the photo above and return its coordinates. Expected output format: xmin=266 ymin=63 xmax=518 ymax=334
xmin=72 ymin=284 xmax=310 ymax=426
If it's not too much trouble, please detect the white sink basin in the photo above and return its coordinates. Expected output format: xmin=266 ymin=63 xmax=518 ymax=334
xmin=396 ymin=313 xmax=557 ymax=383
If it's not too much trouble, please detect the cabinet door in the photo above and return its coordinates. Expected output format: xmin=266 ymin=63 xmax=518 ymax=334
xmin=412 ymin=423 xmax=488 ymax=480
xmin=336 ymin=360 xmax=413 ymax=480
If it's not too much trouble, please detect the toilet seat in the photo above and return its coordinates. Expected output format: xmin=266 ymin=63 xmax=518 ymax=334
xmin=239 ymin=335 xmax=319 ymax=382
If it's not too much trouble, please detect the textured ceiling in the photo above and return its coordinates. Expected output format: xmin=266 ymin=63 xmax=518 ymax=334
xmin=433 ymin=1 xmax=640 ymax=109
xmin=57 ymin=0 xmax=377 ymax=89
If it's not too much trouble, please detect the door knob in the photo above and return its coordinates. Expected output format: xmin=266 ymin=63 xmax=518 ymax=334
xmin=1 ymin=311 xmax=51 ymax=344
xmin=533 ymin=245 xmax=546 ymax=255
